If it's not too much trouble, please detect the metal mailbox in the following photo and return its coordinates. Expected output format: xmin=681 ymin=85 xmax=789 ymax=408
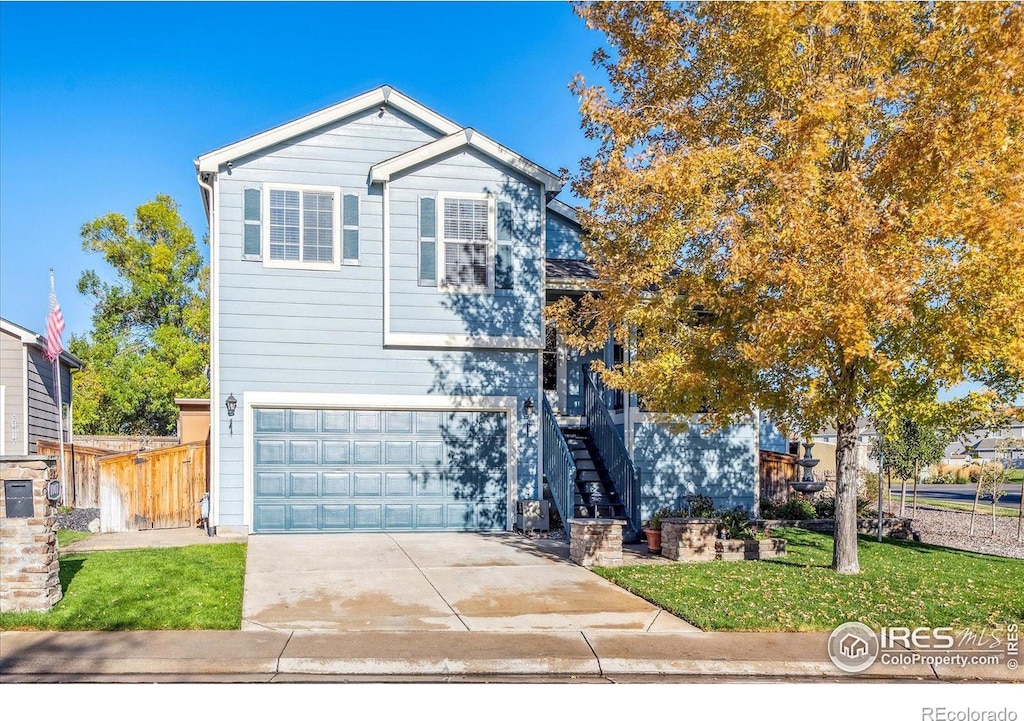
xmin=4 ymin=480 xmax=34 ymax=518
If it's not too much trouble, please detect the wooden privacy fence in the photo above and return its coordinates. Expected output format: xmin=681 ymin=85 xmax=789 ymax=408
xmin=99 ymin=442 xmax=209 ymax=532
xmin=760 ymin=450 xmax=798 ymax=503
xmin=73 ymin=435 xmax=179 ymax=453
xmin=35 ymin=440 xmax=107 ymax=508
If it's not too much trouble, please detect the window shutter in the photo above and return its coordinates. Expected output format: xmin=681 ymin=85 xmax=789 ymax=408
xmin=243 ymin=188 xmax=262 ymax=259
xmin=419 ymin=196 xmax=437 ymax=284
xmin=496 ymin=201 xmax=512 ymax=242
xmin=495 ymin=200 xmax=513 ymax=289
xmin=343 ymin=194 xmax=359 ymax=262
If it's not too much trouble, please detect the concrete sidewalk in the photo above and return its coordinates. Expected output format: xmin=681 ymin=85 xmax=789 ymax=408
xmin=59 ymin=527 xmax=245 ymax=553
xmin=2 ymin=629 xmax=1020 ymax=682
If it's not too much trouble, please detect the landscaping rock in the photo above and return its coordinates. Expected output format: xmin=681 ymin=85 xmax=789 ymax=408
xmin=907 ymin=506 xmax=1024 ymax=559
xmin=87 ymin=518 xmax=101 ymax=534
xmin=54 ymin=507 xmax=100 ymax=532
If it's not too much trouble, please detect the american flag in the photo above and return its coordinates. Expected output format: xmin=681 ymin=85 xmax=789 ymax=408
xmin=45 ymin=272 xmax=65 ymax=363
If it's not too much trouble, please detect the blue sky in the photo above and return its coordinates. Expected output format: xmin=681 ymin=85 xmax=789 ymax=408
xmin=0 ymin=1 xmax=602 ymax=338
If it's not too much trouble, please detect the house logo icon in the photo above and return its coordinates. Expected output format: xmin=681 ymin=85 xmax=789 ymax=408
xmin=828 ymin=622 xmax=879 ymax=673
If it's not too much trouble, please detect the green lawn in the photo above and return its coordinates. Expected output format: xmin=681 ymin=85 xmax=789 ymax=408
xmin=918 ymin=500 xmax=1022 ymax=518
xmin=56 ymin=530 xmax=92 ymax=548
xmin=594 ymin=529 xmax=1024 ymax=632
xmin=0 ymin=544 xmax=246 ymax=631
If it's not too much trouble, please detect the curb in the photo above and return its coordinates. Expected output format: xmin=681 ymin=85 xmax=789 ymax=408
xmin=3 ymin=630 xmax=1020 ymax=682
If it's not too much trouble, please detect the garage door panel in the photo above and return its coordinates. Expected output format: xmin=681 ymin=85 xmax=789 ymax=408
xmin=354 ymin=411 xmax=381 ymax=432
xmin=323 ymin=410 xmax=350 ymax=432
xmin=416 ymin=505 xmax=444 ymax=527
xmin=354 ymin=472 xmax=383 ymax=496
xmin=289 ymin=409 xmax=318 ymax=432
xmin=416 ymin=441 xmax=444 ymax=465
xmin=323 ymin=504 xmax=352 ymax=529
xmin=256 ymin=471 xmax=286 ymax=496
xmin=257 ymin=440 xmax=286 ymax=465
xmin=323 ymin=440 xmax=350 ymax=464
xmin=289 ymin=472 xmax=318 ymax=496
xmin=385 ymin=441 xmax=414 ymax=464
xmin=288 ymin=505 xmax=319 ymax=530
xmin=253 ymin=407 xmax=508 ymax=533
xmin=255 ymin=504 xmax=287 ymax=531
xmin=386 ymin=504 xmax=414 ymax=529
xmin=323 ymin=472 xmax=350 ymax=496
xmin=353 ymin=441 xmax=382 ymax=464
xmin=385 ymin=472 xmax=414 ymax=496
xmin=418 ymin=472 xmax=443 ymax=496
xmin=256 ymin=409 xmax=286 ymax=432
xmin=385 ymin=411 xmax=414 ymax=433
xmin=354 ymin=504 xmax=383 ymax=529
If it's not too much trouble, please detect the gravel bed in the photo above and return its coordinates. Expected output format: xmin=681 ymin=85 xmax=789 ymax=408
xmin=905 ymin=506 xmax=1024 ymax=560
xmin=54 ymin=507 xmax=99 ymax=531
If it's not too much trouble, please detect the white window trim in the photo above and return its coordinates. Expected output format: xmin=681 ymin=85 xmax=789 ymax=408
xmin=262 ymin=183 xmax=342 ymax=271
xmin=437 ymin=191 xmax=494 ymax=294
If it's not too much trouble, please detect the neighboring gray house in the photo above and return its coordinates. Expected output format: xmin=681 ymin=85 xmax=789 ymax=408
xmin=195 ymin=86 xmax=762 ymax=538
xmin=0 ymin=317 xmax=83 ymax=456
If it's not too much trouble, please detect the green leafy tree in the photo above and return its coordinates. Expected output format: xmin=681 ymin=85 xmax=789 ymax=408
xmin=871 ymin=416 xmax=948 ymax=516
xmin=70 ymin=195 xmax=209 ymax=435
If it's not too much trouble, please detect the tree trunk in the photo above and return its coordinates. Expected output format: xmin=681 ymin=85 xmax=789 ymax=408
xmin=969 ymin=479 xmax=982 ymax=536
xmin=911 ymin=459 xmax=919 ymax=519
xmin=833 ymin=416 xmax=861 ymax=573
xmin=899 ymin=473 xmax=907 ymax=518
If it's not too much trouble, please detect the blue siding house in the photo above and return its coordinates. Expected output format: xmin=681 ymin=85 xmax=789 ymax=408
xmin=195 ymin=86 xmax=761 ymax=538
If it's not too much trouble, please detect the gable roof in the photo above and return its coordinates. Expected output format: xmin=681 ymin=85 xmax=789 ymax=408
xmin=0 ymin=317 xmax=84 ymax=368
xmin=195 ymin=85 xmax=462 ymax=173
xmin=368 ymin=128 xmax=564 ymax=192
xmin=546 ymin=197 xmax=583 ymax=227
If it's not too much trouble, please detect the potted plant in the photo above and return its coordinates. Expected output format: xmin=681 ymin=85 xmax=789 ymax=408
xmin=644 ymin=506 xmax=673 ymax=554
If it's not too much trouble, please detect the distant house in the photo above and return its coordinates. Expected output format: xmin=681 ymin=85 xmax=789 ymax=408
xmin=809 ymin=419 xmax=879 ymax=475
xmin=0 ymin=317 xmax=83 ymax=456
xmin=194 ymin=86 xmax=770 ymax=538
xmin=944 ymin=417 xmax=1024 ymax=468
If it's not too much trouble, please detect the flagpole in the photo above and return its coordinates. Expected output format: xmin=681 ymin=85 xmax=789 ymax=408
xmin=54 ymin=354 xmax=66 ymax=505
xmin=48 ymin=269 xmax=67 ymax=505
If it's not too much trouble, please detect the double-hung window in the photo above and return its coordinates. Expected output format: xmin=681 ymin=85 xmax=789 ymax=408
xmin=263 ymin=184 xmax=342 ymax=269
xmin=439 ymin=193 xmax=493 ymax=292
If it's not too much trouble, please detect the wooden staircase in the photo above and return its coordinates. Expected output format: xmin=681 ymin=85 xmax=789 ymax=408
xmin=561 ymin=426 xmax=629 ymax=521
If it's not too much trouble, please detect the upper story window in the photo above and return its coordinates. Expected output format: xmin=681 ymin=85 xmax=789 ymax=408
xmin=268 ymin=187 xmax=336 ymax=266
xmin=239 ymin=184 xmax=361 ymax=270
xmin=440 ymin=193 xmax=493 ymax=292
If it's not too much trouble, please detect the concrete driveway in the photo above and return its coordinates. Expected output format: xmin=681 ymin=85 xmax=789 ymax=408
xmin=242 ymin=533 xmax=698 ymax=634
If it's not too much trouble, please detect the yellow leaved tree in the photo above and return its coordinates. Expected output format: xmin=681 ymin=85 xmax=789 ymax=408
xmin=559 ymin=2 xmax=1024 ymax=573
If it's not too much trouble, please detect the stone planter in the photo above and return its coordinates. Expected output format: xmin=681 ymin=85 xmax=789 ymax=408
xmin=661 ymin=518 xmax=717 ymax=562
xmin=715 ymin=538 xmax=788 ymax=561
xmin=568 ymin=518 xmax=626 ymax=567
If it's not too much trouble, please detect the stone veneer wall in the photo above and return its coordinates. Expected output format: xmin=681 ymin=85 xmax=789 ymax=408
xmin=568 ymin=519 xmax=625 ymax=567
xmin=0 ymin=455 xmax=62 ymax=612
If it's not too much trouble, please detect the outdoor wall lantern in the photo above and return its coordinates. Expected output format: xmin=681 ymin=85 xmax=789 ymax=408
xmin=225 ymin=393 xmax=238 ymax=436
xmin=523 ymin=397 xmax=535 ymax=432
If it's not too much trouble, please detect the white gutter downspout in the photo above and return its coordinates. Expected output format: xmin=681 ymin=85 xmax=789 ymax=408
xmin=196 ymin=170 xmax=218 ymax=531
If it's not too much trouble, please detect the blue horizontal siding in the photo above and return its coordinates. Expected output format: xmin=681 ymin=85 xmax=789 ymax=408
xmin=632 ymin=418 xmax=758 ymax=519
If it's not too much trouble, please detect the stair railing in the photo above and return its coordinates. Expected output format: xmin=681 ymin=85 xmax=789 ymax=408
xmin=542 ymin=394 xmax=577 ymax=542
xmin=583 ymin=369 xmax=641 ymax=539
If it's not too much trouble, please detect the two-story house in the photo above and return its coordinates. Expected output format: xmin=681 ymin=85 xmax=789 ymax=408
xmin=195 ymin=86 xmax=761 ymax=539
